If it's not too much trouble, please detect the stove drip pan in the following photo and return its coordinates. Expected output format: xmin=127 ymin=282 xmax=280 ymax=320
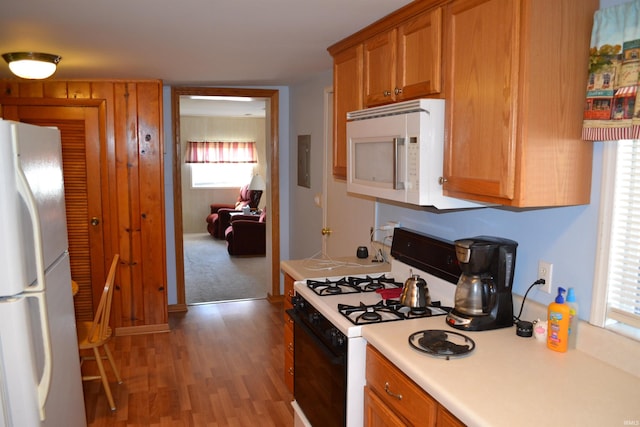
xmin=408 ymin=330 xmax=475 ymax=360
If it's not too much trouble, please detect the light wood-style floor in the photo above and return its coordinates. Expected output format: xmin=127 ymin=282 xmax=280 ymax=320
xmin=83 ymin=299 xmax=294 ymax=427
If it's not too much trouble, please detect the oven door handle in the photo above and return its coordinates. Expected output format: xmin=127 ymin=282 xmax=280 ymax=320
xmin=286 ymin=309 xmax=345 ymax=365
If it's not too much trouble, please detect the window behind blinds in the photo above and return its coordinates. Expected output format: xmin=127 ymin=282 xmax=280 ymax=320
xmin=607 ymin=140 xmax=640 ymax=330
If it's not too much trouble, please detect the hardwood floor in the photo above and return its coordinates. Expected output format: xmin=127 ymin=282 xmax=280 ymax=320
xmin=83 ymin=299 xmax=294 ymax=426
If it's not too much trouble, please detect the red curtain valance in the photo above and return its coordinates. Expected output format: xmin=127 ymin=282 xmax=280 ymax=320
xmin=185 ymin=141 xmax=257 ymax=163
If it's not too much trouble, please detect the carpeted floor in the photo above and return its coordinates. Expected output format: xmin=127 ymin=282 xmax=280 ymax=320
xmin=183 ymin=233 xmax=269 ymax=304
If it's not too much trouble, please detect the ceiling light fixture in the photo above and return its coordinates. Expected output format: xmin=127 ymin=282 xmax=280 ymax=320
xmin=2 ymin=52 xmax=61 ymax=79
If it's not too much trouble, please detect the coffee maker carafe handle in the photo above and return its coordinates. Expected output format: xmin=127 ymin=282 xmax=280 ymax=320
xmin=481 ymin=278 xmax=496 ymax=314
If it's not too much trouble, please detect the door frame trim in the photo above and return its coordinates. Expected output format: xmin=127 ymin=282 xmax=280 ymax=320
xmin=171 ymin=87 xmax=281 ymax=308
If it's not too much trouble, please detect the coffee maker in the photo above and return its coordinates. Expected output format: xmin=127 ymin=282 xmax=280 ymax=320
xmin=445 ymin=236 xmax=518 ymax=331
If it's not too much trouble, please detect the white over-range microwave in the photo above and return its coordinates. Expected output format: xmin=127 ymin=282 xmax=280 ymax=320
xmin=346 ymin=99 xmax=483 ymax=209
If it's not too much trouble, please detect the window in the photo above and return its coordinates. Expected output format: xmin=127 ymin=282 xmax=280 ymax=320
xmin=185 ymin=140 xmax=257 ymax=188
xmin=593 ymin=140 xmax=640 ymax=341
xmin=190 ymin=163 xmax=254 ymax=188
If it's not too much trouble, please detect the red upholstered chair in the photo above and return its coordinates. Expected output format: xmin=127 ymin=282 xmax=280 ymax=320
xmin=206 ymin=184 xmax=261 ymax=238
xmin=225 ymin=209 xmax=266 ymax=256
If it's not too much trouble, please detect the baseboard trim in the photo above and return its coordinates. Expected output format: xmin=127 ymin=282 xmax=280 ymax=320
xmin=168 ymin=303 xmax=189 ymax=313
xmin=267 ymin=293 xmax=284 ymax=304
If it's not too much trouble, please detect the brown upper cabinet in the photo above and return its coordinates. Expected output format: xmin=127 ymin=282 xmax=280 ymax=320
xmin=442 ymin=0 xmax=597 ymax=207
xmin=329 ymin=1 xmax=445 ymax=179
xmin=329 ymin=0 xmax=598 ymax=207
xmin=364 ymin=8 xmax=443 ymax=108
xmin=333 ymin=45 xmax=363 ymax=178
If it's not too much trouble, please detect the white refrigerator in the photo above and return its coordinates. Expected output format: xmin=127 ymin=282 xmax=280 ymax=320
xmin=0 ymin=120 xmax=86 ymax=426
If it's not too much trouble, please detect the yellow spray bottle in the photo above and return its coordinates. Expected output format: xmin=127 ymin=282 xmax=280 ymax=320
xmin=547 ymin=287 xmax=570 ymax=352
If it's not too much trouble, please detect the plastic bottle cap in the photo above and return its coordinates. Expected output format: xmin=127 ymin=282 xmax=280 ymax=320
xmin=566 ymin=287 xmax=576 ymax=303
xmin=555 ymin=287 xmax=566 ymax=304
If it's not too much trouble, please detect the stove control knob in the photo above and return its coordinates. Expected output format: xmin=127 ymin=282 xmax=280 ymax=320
xmin=330 ymin=329 xmax=345 ymax=347
xmin=309 ymin=312 xmax=320 ymax=324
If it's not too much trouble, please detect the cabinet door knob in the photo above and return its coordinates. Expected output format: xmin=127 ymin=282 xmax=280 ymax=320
xmin=438 ymin=176 xmax=448 ymax=185
xmin=90 ymin=217 xmax=100 ymax=226
xmin=394 ymin=87 xmax=403 ymax=95
xmin=321 ymin=227 xmax=332 ymax=236
xmin=383 ymin=90 xmax=391 ymax=97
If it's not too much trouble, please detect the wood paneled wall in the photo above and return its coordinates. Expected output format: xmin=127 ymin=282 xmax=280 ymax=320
xmin=0 ymin=79 xmax=168 ymax=334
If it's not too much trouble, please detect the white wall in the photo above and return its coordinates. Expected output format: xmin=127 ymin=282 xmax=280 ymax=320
xmin=375 ymin=144 xmax=602 ymax=319
xmin=288 ymin=70 xmax=333 ymax=258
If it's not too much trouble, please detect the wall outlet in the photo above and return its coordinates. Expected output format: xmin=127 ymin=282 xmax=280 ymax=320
xmin=538 ymin=261 xmax=553 ymax=294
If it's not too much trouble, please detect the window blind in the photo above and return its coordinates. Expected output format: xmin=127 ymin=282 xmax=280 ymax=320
xmin=608 ymin=140 xmax=640 ymax=329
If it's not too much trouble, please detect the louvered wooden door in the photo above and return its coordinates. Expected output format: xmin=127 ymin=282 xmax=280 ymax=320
xmin=3 ymin=105 xmax=107 ymax=321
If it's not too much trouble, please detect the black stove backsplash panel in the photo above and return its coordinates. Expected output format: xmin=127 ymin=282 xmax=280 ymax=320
xmin=390 ymin=228 xmax=461 ymax=285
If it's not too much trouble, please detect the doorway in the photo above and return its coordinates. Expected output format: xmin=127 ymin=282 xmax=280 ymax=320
xmin=0 ymin=103 xmax=108 ymax=321
xmin=172 ymin=87 xmax=281 ymax=308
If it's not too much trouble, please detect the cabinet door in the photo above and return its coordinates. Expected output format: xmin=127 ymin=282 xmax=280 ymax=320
xmin=364 ymin=29 xmax=397 ymax=107
xmin=397 ymin=7 xmax=443 ymax=100
xmin=437 ymin=405 xmax=466 ymax=427
xmin=333 ymin=45 xmax=363 ymax=178
xmin=364 ymin=386 xmax=407 ymax=427
xmin=443 ymin=0 xmax=519 ymax=201
xmin=367 ymin=345 xmax=438 ymax=426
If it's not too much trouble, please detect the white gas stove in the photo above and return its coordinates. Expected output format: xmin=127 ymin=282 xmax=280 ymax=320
xmin=290 ymin=229 xmax=460 ymax=427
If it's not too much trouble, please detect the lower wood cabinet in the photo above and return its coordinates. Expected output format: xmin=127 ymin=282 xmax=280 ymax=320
xmin=365 ymin=345 xmax=465 ymax=427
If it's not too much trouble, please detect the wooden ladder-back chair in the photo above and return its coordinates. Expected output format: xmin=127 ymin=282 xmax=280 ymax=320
xmin=77 ymin=254 xmax=122 ymax=411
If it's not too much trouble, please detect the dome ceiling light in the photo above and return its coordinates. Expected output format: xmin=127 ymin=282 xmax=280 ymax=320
xmin=2 ymin=52 xmax=62 ymax=79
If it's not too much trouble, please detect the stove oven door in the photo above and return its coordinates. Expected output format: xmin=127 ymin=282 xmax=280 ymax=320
xmin=289 ymin=310 xmax=347 ymax=427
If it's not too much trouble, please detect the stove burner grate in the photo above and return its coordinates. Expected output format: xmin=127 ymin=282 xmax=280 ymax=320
xmin=338 ymin=300 xmax=451 ymax=325
xmin=338 ymin=301 xmax=405 ymax=325
xmin=408 ymin=330 xmax=475 ymax=360
xmin=358 ymin=308 xmax=382 ymax=323
xmin=307 ymin=274 xmax=402 ymax=296
xmin=307 ymin=277 xmax=359 ymax=295
xmin=349 ymin=275 xmax=403 ymax=292
xmin=408 ymin=307 xmax=431 ymax=317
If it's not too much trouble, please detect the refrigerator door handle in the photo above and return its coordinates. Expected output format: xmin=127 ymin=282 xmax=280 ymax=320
xmin=14 ymin=152 xmax=53 ymax=420
xmin=28 ymin=291 xmax=53 ymax=421
xmin=14 ymin=156 xmax=46 ymax=293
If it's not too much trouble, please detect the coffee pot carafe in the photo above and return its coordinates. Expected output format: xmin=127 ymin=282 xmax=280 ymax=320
xmin=446 ymin=236 xmax=517 ymax=331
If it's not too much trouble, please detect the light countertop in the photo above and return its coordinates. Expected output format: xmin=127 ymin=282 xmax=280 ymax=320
xmin=280 ymin=256 xmax=390 ymax=281
xmin=362 ymin=317 xmax=640 ymax=427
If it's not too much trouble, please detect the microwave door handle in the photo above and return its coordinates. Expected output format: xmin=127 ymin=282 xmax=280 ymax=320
xmin=393 ymin=137 xmax=405 ymax=190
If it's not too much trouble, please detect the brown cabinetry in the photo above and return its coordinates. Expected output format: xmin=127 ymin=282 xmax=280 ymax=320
xmin=0 ymin=79 xmax=168 ymax=334
xmin=364 ymin=8 xmax=443 ymax=107
xmin=332 ymin=45 xmax=363 ymax=178
xmin=283 ymin=273 xmax=295 ymax=392
xmin=329 ymin=2 xmax=444 ymax=178
xmin=442 ymin=0 xmax=598 ymax=207
xmin=329 ymin=0 xmax=597 ymax=208
xmin=365 ymin=345 xmax=465 ymax=427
